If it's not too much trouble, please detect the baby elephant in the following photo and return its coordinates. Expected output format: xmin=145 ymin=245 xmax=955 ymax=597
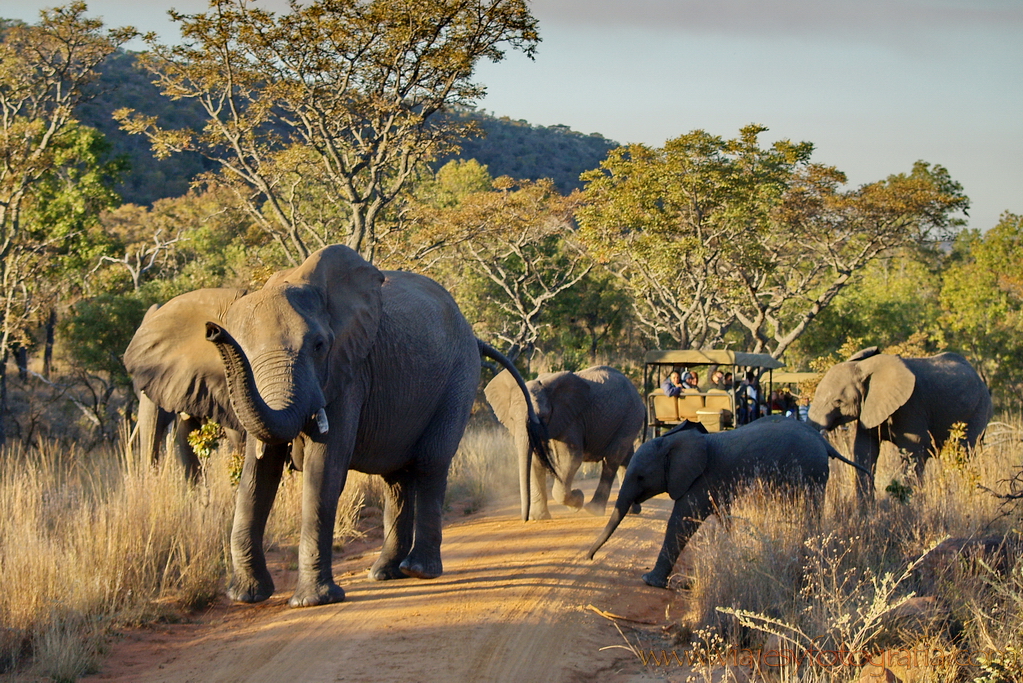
xmin=586 ymin=416 xmax=866 ymax=588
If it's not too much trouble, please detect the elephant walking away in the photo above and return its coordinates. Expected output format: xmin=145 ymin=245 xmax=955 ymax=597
xmin=586 ymin=416 xmax=868 ymax=588
xmin=486 ymin=366 xmax=645 ymax=520
xmin=808 ymin=347 xmax=992 ymax=501
xmin=124 ymin=245 xmax=550 ymax=608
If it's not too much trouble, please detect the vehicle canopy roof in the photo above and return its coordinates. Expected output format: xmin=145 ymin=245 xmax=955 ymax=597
xmin=643 ymin=349 xmax=784 ymax=370
xmin=770 ymin=371 xmax=820 ymax=384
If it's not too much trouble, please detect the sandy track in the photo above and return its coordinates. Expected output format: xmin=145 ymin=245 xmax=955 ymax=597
xmin=84 ymin=492 xmax=682 ymax=683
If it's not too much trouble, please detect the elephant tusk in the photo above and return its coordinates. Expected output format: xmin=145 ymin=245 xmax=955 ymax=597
xmin=314 ymin=408 xmax=329 ymax=435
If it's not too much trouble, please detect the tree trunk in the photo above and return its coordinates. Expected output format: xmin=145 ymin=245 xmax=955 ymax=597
xmin=0 ymin=349 xmax=7 ymax=447
xmin=14 ymin=345 xmax=27 ymax=382
xmin=43 ymin=308 xmax=56 ymax=379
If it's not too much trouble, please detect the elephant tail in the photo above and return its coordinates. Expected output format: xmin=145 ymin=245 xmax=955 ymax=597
xmin=825 ymin=441 xmax=872 ymax=476
xmin=477 ymin=339 xmax=555 ymax=476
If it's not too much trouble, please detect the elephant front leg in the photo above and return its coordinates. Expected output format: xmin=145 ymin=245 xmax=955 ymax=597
xmin=643 ymin=495 xmax=707 ymax=589
xmin=291 ymin=435 xmax=350 ymax=608
xmin=229 ymin=439 xmax=286 ymax=603
xmin=135 ymin=394 xmax=173 ymax=465
xmin=173 ymin=414 xmax=203 ymax=483
xmin=852 ymin=423 xmax=880 ymax=503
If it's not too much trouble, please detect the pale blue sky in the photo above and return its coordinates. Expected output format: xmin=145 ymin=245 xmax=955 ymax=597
xmin=6 ymin=0 xmax=1021 ymax=232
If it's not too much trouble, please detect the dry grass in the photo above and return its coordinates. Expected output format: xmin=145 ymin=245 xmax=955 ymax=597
xmin=672 ymin=418 xmax=1023 ymax=681
xmin=0 ymin=438 xmax=236 ymax=679
xmin=0 ymin=423 xmax=512 ymax=679
xmin=266 ymin=469 xmax=382 ymax=551
xmin=445 ymin=425 xmax=517 ymax=514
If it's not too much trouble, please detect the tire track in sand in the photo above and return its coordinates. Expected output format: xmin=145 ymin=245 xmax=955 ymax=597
xmin=84 ymin=491 xmax=678 ymax=683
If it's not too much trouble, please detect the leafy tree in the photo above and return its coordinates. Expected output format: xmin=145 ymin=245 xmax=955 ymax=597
xmin=577 ymin=125 xmax=969 ymax=359
xmin=117 ymin=0 xmax=539 ymax=264
xmin=543 ymin=269 xmax=634 ymax=368
xmin=95 ymin=186 xmax=259 ymax=299
xmin=75 ymin=49 xmax=215 ymax=205
xmin=58 ymin=293 xmax=148 ymax=386
xmin=787 ymin=246 xmax=945 ymax=368
xmin=0 ymin=5 xmax=133 ymax=441
xmin=397 ymin=175 xmax=589 ymax=363
xmin=940 ymin=213 xmax=1023 ymax=408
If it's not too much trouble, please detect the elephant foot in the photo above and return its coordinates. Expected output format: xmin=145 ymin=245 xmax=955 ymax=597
xmin=641 ymin=571 xmax=669 ymax=589
xmin=289 ymin=580 xmax=346 ymax=608
xmin=396 ymin=552 xmax=441 ymax=580
xmin=228 ymin=572 xmax=275 ymax=603
xmin=560 ymin=489 xmax=585 ymax=509
xmin=583 ymin=500 xmax=607 ymax=516
xmin=630 ymin=503 xmax=642 ymax=515
xmin=368 ymin=561 xmax=411 ymax=581
xmin=528 ymin=509 xmax=552 ymax=521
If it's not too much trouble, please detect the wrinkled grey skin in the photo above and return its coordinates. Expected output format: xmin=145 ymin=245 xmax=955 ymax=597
xmin=587 ymin=416 xmax=859 ymax=589
xmin=124 ymin=245 xmax=549 ymax=608
xmin=486 ymin=366 xmax=645 ymax=520
xmin=808 ymin=348 xmax=993 ymax=501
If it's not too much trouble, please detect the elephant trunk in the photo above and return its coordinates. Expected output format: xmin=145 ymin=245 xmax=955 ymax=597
xmin=206 ymin=322 xmax=319 ymax=445
xmin=586 ymin=497 xmax=630 ymax=560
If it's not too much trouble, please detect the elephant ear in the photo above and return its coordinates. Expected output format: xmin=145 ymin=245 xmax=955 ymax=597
xmin=484 ymin=369 xmax=526 ymax=430
xmin=665 ymin=430 xmax=709 ymax=500
xmin=847 ymin=346 xmax=881 ymax=362
xmin=124 ymin=288 xmax=246 ymax=431
xmin=272 ymin=245 xmax=384 ymax=398
xmin=663 ymin=419 xmax=708 ymax=438
xmin=858 ymin=354 xmax=916 ymax=429
xmin=540 ymin=372 xmax=590 ymax=438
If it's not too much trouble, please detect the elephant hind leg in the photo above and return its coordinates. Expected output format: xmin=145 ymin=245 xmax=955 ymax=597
xmin=529 ymin=456 xmax=552 ymax=520
xmin=369 ymin=469 xmax=415 ymax=581
xmin=551 ymin=442 xmax=585 ymax=510
xmin=584 ymin=457 xmax=619 ymax=516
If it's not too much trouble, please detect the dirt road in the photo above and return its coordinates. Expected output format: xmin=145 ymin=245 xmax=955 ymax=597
xmin=84 ymin=491 xmax=685 ymax=683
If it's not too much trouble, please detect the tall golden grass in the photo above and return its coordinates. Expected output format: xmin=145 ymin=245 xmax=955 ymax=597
xmin=0 ymin=423 xmax=517 ymax=679
xmin=0 ymin=439 xmax=235 ymax=680
xmin=672 ymin=419 xmax=1023 ymax=682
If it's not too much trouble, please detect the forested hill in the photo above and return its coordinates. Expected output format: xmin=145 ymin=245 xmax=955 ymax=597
xmin=78 ymin=51 xmax=618 ymax=205
xmin=435 ymin=113 xmax=618 ymax=195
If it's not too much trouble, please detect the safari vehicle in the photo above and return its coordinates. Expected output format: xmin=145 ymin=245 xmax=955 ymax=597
xmin=642 ymin=349 xmax=785 ymax=440
xmin=768 ymin=371 xmax=820 ymax=421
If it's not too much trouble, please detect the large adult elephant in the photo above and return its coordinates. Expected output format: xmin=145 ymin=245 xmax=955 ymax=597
xmin=485 ymin=366 xmax=645 ymax=520
xmin=124 ymin=245 xmax=549 ymax=608
xmin=586 ymin=417 xmax=866 ymax=588
xmin=808 ymin=347 xmax=992 ymax=500
xmin=129 ymin=289 xmax=247 ymax=481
